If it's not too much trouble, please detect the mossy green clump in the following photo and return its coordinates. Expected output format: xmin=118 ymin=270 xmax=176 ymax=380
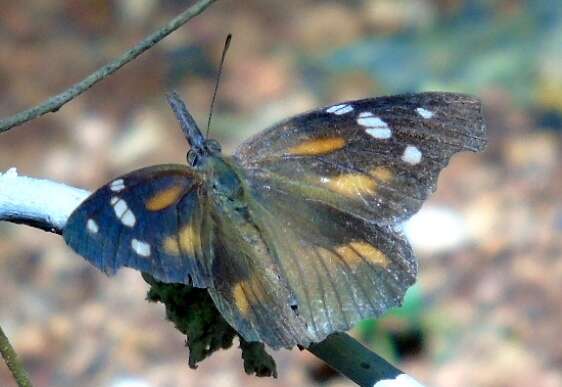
xmin=240 ymin=340 xmax=278 ymax=378
xmin=143 ymin=273 xmax=277 ymax=377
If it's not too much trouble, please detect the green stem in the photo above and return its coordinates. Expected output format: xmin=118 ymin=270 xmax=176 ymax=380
xmin=0 ymin=0 xmax=218 ymax=133
xmin=307 ymin=332 xmax=402 ymax=386
xmin=0 ymin=324 xmax=33 ymax=387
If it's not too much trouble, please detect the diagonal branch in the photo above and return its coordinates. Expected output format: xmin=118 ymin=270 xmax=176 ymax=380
xmin=308 ymin=333 xmax=425 ymax=387
xmin=0 ymin=325 xmax=33 ymax=387
xmin=0 ymin=0 xmax=218 ymax=133
xmin=0 ymin=168 xmax=426 ymax=386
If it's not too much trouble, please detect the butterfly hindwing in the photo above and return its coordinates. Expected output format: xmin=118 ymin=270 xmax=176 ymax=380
xmin=205 ymin=211 xmax=314 ymax=348
xmin=235 ymin=92 xmax=486 ymax=224
xmin=229 ymin=174 xmax=416 ymax=347
xmin=63 ymin=164 xmax=211 ymax=287
xmin=196 ymin=164 xmax=417 ymax=349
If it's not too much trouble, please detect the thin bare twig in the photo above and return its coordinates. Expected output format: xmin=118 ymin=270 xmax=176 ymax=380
xmin=0 ymin=325 xmax=33 ymax=387
xmin=0 ymin=0 xmax=218 ymax=133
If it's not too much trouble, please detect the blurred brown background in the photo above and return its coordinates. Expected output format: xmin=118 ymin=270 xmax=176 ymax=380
xmin=1 ymin=1 xmax=561 ymax=386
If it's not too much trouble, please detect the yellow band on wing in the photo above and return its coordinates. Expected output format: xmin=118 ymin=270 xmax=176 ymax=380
xmin=287 ymin=136 xmax=346 ymax=156
xmin=146 ymin=185 xmax=185 ymax=211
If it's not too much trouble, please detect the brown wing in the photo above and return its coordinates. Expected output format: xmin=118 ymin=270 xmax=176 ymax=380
xmin=243 ymin=175 xmax=417 ymax=346
xmin=235 ymin=92 xmax=486 ymax=225
xmin=204 ymin=198 xmax=314 ymax=349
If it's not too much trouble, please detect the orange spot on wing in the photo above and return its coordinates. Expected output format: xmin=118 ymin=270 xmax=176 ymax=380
xmin=162 ymin=223 xmax=197 ymax=256
xmin=146 ymin=186 xmax=185 ymax=211
xmin=231 ymin=278 xmax=268 ymax=318
xmin=369 ymin=166 xmax=393 ymax=182
xmin=233 ymin=282 xmax=251 ymax=316
xmin=163 ymin=236 xmax=181 ymax=256
xmin=179 ymin=224 xmax=196 ymax=256
xmin=325 ymin=167 xmax=393 ymax=198
xmin=336 ymin=242 xmax=389 ymax=268
xmin=287 ymin=137 xmax=346 ymax=156
xmin=327 ymin=174 xmax=376 ymax=197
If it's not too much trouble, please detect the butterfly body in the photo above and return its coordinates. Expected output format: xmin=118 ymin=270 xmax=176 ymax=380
xmin=64 ymin=91 xmax=486 ymax=349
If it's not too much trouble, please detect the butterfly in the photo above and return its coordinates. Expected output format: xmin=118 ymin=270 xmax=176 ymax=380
xmin=63 ymin=91 xmax=486 ymax=349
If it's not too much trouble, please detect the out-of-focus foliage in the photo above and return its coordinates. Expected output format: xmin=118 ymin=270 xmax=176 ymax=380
xmin=324 ymin=1 xmax=562 ymax=106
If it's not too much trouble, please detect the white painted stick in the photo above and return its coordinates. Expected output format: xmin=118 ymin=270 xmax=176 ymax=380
xmin=374 ymin=373 xmax=426 ymax=387
xmin=0 ymin=168 xmax=90 ymax=233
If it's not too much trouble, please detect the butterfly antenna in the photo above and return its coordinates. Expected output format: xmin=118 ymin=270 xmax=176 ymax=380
xmin=206 ymin=34 xmax=232 ymax=138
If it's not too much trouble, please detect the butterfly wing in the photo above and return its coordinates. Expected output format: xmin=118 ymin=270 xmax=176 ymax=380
xmin=205 ymin=173 xmax=416 ymax=349
xmin=235 ymin=92 xmax=486 ymax=224
xmin=204 ymin=204 xmax=313 ymax=348
xmin=249 ymin=182 xmax=416 ymax=345
xmin=63 ymin=164 xmax=211 ymax=287
xmin=212 ymin=92 xmax=486 ymax=347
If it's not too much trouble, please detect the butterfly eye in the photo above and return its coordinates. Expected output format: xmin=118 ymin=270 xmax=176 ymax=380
xmin=205 ymin=139 xmax=222 ymax=154
xmin=186 ymin=150 xmax=199 ymax=166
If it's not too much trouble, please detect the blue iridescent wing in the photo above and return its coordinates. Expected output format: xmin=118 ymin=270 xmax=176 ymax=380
xmin=63 ymin=164 xmax=211 ymax=287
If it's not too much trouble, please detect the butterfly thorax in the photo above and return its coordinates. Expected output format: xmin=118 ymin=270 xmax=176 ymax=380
xmin=199 ymin=155 xmax=281 ymax=285
xmin=197 ymin=155 xmax=246 ymax=208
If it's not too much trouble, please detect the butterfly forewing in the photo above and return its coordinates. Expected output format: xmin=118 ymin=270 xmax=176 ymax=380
xmin=63 ymin=164 xmax=211 ymax=287
xmin=235 ymin=92 xmax=486 ymax=224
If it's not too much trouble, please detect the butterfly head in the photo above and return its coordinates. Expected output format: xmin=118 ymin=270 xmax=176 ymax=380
xmin=166 ymin=91 xmax=243 ymax=202
xmin=166 ymin=91 xmax=222 ymax=168
xmin=186 ymin=138 xmax=222 ymax=167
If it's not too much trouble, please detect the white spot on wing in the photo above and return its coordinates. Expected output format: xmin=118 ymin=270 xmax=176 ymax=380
xmin=110 ymin=179 xmax=125 ymax=192
xmin=358 ymin=115 xmax=388 ymax=128
xmin=121 ymin=210 xmax=136 ymax=227
xmin=326 ymin=103 xmax=354 ymax=115
xmin=335 ymin=105 xmax=353 ymax=115
xmin=401 ymin=145 xmax=422 ymax=165
xmin=365 ymin=127 xmax=392 ymax=139
xmin=131 ymin=238 xmax=151 ymax=257
xmin=357 ymin=111 xmax=392 ymax=139
xmin=326 ymin=104 xmax=345 ymax=113
xmin=111 ymin=196 xmax=136 ymax=227
xmin=112 ymin=197 xmax=127 ymax=218
xmin=416 ymin=107 xmax=434 ymax=119
xmin=87 ymin=219 xmax=99 ymax=234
